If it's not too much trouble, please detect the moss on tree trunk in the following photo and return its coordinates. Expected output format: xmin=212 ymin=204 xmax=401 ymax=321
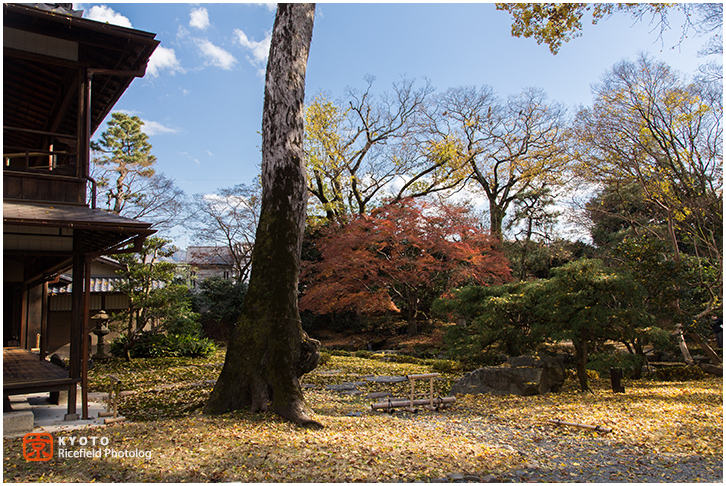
xmin=204 ymin=3 xmax=321 ymax=427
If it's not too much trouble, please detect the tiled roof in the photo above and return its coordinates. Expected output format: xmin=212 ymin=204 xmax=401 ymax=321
xmin=49 ymin=277 xmax=164 ymax=294
xmin=3 ymin=201 xmax=153 ymax=228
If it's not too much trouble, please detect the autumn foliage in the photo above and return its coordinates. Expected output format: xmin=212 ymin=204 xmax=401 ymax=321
xmin=300 ymin=199 xmax=511 ymax=332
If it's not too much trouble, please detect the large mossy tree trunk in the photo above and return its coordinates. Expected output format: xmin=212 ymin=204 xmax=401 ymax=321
xmin=204 ymin=3 xmax=322 ymax=427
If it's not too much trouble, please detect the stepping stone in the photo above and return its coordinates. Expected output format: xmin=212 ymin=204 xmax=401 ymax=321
xmin=325 ymin=382 xmax=366 ymax=392
xmin=366 ymin=392 xmax=393 ymax=400
xmin=301 ymin=384 xmax=316 ymax=389
xmin=365 ymin=376 xmax=407 ymax=384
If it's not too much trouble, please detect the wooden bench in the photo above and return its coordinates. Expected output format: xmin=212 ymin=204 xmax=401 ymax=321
xmin=371 ymin=373 xmax=456 ymax=412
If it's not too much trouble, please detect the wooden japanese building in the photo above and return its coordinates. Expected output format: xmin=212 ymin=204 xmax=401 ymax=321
xmin=3 ymin=3 xmax=159 ymax=419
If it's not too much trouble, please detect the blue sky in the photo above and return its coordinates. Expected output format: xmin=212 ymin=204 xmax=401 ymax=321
xmin=79 ymin=3 xmax=714 ymax=244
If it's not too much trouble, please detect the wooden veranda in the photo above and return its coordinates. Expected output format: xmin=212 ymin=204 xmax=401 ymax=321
xmin=3 ymin=3 xmax=158 ymax=421
xmin=3 ymin=347 xmax=77 ymax=396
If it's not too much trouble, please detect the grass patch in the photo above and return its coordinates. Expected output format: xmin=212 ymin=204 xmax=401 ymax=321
xmin=3 ymin=349 xmax=722 ymax=482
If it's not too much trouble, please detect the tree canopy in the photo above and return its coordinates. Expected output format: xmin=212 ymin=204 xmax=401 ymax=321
xmin=304 ymin=78 xmax=465 ymax=222
xmin=92 ymin=112 xmax=185 ymax=232
xmin=497 ymin=3 xmax=688 ymax=55
xmin=428 ymin=86 xmax=571 ymax=237
xmin=92 ymin=112 xmax=155 ymax=214
xmin=300 ymin=198 xmax=511 ymax=334
xmin=112 ymin=237 xmax=197 ymax=359
xmin=574 ymin=54 xmax=723 ymax=316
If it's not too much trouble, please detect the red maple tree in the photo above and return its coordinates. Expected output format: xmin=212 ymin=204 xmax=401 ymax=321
xmin=299 ymin=198 xmax=511 ymax=334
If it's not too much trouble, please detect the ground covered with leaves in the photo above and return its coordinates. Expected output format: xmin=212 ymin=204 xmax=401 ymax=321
xmin=4 ymin=349 xmax=723 ymax=482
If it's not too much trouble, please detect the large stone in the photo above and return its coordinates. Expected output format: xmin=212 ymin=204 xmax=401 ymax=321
xmin=3 ymin=411 xmax=34 ymax=437
xmin=451 ymin=353 xmax=565 ymax=396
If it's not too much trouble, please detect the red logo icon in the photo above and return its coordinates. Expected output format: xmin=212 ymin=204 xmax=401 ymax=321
xmin=23 ymin=433 xmax=53 ymax=461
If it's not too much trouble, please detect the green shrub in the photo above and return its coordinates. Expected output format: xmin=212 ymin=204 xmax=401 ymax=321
xmin=318 ymin=351 xmax=331 ymax=366
xmin=650 ymin=365 xmax=709 ymax=381
xmin=109 ymin=333 xmax=128 ymax=357
xmin=587 ymin=351 xmax=645 ymax=379
xmin=354 ymin=350 xmax=373 ymax=359
xmin=424 ymin=358 xmax=463 ymax=374
xmin=135 ymin=332 xmax=176 ymax=358
xmin=643 ymin=326 xmax=673 ymax=354
xmin=166 ymin=315 xmax=203 ymax=337
xmin=381 ymin=354 xmax=422 ymax=365
xmin=110 ymin=332 xmax=217 ymax=359
xmin=168 ymin=334 xmax=217 ymax=358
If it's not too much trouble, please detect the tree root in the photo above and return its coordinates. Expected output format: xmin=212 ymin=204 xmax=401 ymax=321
xmin=271 ymin=399 xmax=324 ymax=429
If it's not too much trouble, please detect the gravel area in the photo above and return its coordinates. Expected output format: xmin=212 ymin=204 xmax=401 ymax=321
xmin=410 ymin=415 xmax=723 ymax=483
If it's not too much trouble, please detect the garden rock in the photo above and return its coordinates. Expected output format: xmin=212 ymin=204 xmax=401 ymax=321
xmin=450 ymin=353 xmax=565 ymax=396
xmin=364 ymin=375 xmax=407 ymax=384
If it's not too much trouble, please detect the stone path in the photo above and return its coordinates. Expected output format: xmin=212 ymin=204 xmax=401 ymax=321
xmin=314 ymin=374 xmax=721 ymax=483
xmin=410 ymin=415 xmax=723 ymax=483
xmin=323 ymin=375 xmax=409 ymax=398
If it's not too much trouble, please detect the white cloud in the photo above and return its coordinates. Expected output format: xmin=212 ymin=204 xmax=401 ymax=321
xmin=114 ymin=109 xmax=141 ymax=117
xmin=254 ymin=3 xmax=277 ymax=12
xmin=234 ymin=28 xmax=271 ymax=74
xmin=85 ymin=5 xmax=132 ymax=28
xmin=140 ymin=119 xmax=180 ymax=136
xmin=189 ymin=7 xmax=210 ymax=30
xmin=147 ymin=45 xmax=182 ymax=77
xmin=197 ymin=40 xmax=237 ymax=70
xmin=176 ymin=25 xmax=191 ymax=41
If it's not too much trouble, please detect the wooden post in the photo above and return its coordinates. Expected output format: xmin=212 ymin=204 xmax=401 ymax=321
xmin=40 ymin=282 xmax=49 ymax=359
xmin=19 ymin=284 xmax=28 ymax=348
xmin=103 ymin=416 xmax=126 ymax=424
xmin=409 ymin=378 xmax=415 ymax=408
xmin=99 ymin=375 xmax=122 ymax=419
xmin=66 ymin=253 xmax=85 ymax=420
xmin=81 ymin=259 xmax=91 ymax=419
xmin=430 ymin=376 xmax=434 ymax=407
xmin=610 ymin=367 xmax=625 ymax=393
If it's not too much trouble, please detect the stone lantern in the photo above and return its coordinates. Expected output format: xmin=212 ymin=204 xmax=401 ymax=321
xmin=91 ymin=310 xmax=111 ymax=360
